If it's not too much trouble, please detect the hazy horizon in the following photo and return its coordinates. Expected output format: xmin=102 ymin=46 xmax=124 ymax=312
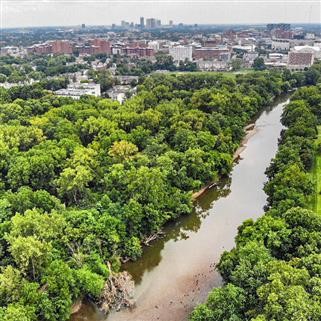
xmin=2 ymin=21 xmax=321 ymax=30
xmin=1 ymin=0 xmax=321 ymax=29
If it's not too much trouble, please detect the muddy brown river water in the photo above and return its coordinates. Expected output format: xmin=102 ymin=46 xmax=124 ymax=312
xmin=71 ymin=96 xmax=289 ymax=321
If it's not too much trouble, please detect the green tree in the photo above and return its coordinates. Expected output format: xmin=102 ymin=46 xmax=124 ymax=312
xmin=253 ymin=57 xmax=266 ymax=71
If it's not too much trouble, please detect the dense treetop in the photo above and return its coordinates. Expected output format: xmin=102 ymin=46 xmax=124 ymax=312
xmin=0 ymin=67 xmax=318 ymax=320
xmin=191 ymin=68 xmax=321 ymax=321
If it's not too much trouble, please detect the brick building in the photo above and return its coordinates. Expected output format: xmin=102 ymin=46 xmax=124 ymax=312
xmin=27 ymin=40 xmax=72 ymax=55
xmin=122 ymin=47 xmax=154 ymax=57
xmin=193 ymin=47 xmax=231 ymax=61
xmin=49 ymin=40 xmax=73 ymax=54
xmin=272 ymin=29 xmax=294 ymax=40
xmin=75 ymin=45 xmax=99 ymax=55
xmin=89 ymin=39 xmax=111 ymax=54
xmin=287 ymin=52 xmax=314 ymax=71
xmin=27 ymin=43 xmax=52 ymax=54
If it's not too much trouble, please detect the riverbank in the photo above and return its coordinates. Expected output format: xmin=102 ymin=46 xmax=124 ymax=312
xmin=71 ymin=97 xmax=289 ymax=321
xmin=71 ymin=123 xmax=258 ymax=318
xmin=192 ymin=123 xmax=256 ymax=200
xmin=189 ymin=83 xmax=321 ymax=321
xmin=71 ymin=299 xmax=83 ymax=315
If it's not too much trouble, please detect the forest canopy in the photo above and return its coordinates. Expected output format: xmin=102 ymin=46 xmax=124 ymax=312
xmin=0 ymin=67 xmax=320 ymax=321
xmin=190 ymin=70 xmax=321 ymax=321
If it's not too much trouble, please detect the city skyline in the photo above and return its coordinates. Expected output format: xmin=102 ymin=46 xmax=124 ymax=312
xmin=1 ymin=0 xmax=321 ymax=28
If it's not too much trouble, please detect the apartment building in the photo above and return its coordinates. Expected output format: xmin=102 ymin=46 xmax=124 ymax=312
xmin=169 ymin=46 xmax=193 ymax=62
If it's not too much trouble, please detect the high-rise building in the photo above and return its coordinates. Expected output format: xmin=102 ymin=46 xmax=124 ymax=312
xmin=140 ymin=17 xmax=145 ymax=28
xmin=146 ymin=18 xmax=153 ymax=29
xmin=81 ymin=23 xmax=86 ymax=29
xmin=121 ymin=20 xmax=131 ymax=28
xmin=267 ymin=23 xmax=291 ymax=31
xmin=146 ymin=18 xmax=159 ymax=29
xmin=169 ymin=46 xmax=193 ymax=62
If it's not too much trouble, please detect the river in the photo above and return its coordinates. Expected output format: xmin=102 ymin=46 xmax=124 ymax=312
xmin=71 ymin=96 xmax=289 ymax=321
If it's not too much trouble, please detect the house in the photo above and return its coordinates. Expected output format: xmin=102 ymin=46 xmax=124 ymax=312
xmin=116 ymin=76 xmax=139 ymax=85
xmin=287 ymin=52 xmax=314 ymax=71
xmin=106 ymin=85 xmax=135 ymax=104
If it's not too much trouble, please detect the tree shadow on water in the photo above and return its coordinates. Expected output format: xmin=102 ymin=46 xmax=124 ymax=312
xmin=123 ymin=177 xmax=231 ymax=284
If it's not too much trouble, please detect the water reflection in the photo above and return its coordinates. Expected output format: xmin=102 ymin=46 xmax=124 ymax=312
xmin=72 ymin=299 xmax=105 ymax=321
xmin=123 ymin=178 xmax=231 ymax=284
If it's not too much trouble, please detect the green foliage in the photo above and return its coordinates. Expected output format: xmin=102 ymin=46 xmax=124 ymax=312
xmin=74 ymin=266 xmax=105 ymax=298
xmin=231 ymin=58 xmax=242 ymax=71
xmin=190 ymin=284 xmax=246 ymax=321
xmin=191 ymin=78 xmax=321 ymax=321
xmin=0 ymin=68 xmax=309 ymax=321
xmin=252 ymin=57 xmax=266 ymax=71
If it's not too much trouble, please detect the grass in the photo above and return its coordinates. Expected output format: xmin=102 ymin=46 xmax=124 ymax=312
xmin=310 ymin=126 xmax=321 ymax=215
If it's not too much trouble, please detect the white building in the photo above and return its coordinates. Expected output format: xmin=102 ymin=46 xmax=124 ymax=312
xmin=293 ymin=45 xmax=321 ymax=59
xmin=305 ymin=33 xmax=315 ymax=40
xmin=314 ymin=41 xmax=321 ymax=49
xmin=0 ymin=81 xmax=35 ymax=89
xmin=169 ymin=46 xmax=193 ymax=62
xmin=148 ymin=41 xmax=160 ymax=51
xmin=271 ymin=39 xmax=290 ymax=51
xmin=232 ymin=44 xmax=256 ymax=52
xmin=55 ymin=83 xmax=101 ymax=100
xmin=197 ymin=60 xmax=229 ymax=71
xmin=265 ymin=53 xmax=288 ymax=69
xmin=111 ymin=45 xmax=123 ymax=55
xmin=268 ymin=53 xmax=288 ymax=61
xmin=0 ymin=46 xmax=21 ymax=57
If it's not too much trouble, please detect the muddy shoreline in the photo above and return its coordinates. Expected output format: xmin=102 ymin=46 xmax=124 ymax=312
xmin=192 ymin=123 xmax=257 ymax=200
xmin=71 ymin=95 xmax=289 ymax=321
xmin=71 ymin=123 xmax=257 ymax=317
xmin=71 ymin=123 xmax=257 ymax=315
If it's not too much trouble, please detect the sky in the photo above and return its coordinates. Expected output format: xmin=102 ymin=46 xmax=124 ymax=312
xmin=1 ymin=0 xmax=321 ymax=28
